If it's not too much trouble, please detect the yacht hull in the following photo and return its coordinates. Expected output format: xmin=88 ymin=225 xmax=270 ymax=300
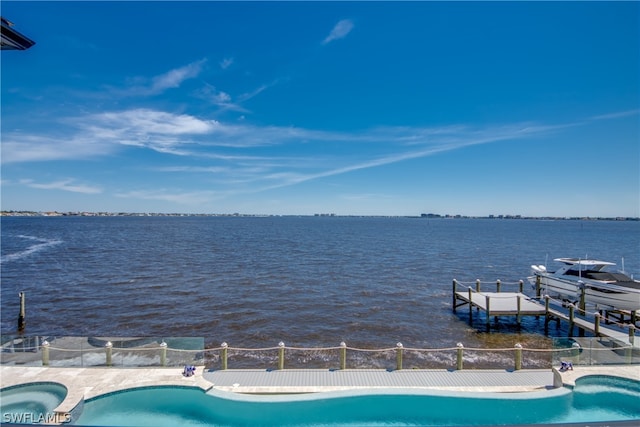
xmin=533 ymin=274 xmax=640 ymax=312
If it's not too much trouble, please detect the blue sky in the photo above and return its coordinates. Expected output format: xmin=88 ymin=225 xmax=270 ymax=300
xmin=1 ymin=1 xmax=638 ymax=217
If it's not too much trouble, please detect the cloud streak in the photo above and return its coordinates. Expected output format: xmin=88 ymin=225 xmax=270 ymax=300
xmin=589 ymin=109 xmax=640 ymax=121
xmin=2 ymin=133 xmax=116 ymax=163
xmin=107 ymin=60 xmax=206 ymax=97
xmin=20 ymin=179 xmax=102 ymax=194
xmin=4 ymin=107 xmax=631 ymax=204
xmin=219 ymin=57 xmax=234 ymax=70
xmin=115 ymin=189 xmax=222 ymax=205
xmin=322 ymin=19 xmax=354 ymax=45
xmin=151 ymin=60 xmax=205 ymax=93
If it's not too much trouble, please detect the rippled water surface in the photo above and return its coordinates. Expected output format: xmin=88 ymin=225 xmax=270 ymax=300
xmin=2 ymin=217 xmax=638 ymax=353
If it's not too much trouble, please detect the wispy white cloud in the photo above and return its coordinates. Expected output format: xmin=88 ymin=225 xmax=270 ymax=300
xmin=2 ymin=133 xmax=115 ymax=163
xmin=109 ymin=59 xmax=206 ymax=97
xmin=236 ymin=80 xmax=279 ymax=103
xmin=4 ymin=107 xmax=629 ymax=203
xmin=20 ymin=179 xmax=102 ymax=194
xmin=115 ymin=189 xmax=221 ymax=205
xmin=194 ymin=80 xmax=279 ymax=116
xmin=340 ymin=192 xmax=396 ymax=202
xmin=151 ymin=60 xmax=206 ymax=93
xmin=322 ymin=19 xmax=354 ymax=45
xmin=2 ymin=109 xmax=219 ymax=164
xmin=195 ymin=83 xmax=249 ymax=113
xmin=589 ymin=109 xmax=640 ymax=121
xmin=0 ymin=108 xmax=587 ymax=167
xmin=86 ymin=109 xmax=216 ymax=136
xmin=153 ymin=166 xmax=231 ymax=174
xmin=220 ymin=57 xmax=234 ymax=70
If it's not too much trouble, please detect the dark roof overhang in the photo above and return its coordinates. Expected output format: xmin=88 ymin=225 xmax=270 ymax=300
xmin=1 ymin=17 xmax=35 ymax=50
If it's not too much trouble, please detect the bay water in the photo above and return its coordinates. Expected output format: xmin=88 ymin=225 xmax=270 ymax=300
xmin=1 ymin=216 xmax=638 ymax=364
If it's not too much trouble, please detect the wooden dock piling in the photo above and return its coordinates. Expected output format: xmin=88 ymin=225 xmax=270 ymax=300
xmin=18 ymin=292 xmax=25 ymax=331
xmin=568 ymin=304 xmax=575 ymax=336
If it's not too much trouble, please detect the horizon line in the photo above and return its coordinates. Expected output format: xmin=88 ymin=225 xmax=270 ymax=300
xmin=1 ymin=210 xmax=638 ymax=220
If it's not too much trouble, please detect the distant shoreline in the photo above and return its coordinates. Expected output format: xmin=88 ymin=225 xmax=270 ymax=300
xmin=1 ymin=210 xmax=638 ymax=221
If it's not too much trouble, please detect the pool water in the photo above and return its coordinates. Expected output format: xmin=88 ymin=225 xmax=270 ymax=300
xmin=567 ymin=376 xmax=640 ymax=424
xmin=74 ymin=376 xmax=640 ymax=427
xmin=0 ymin=382 xmax=67 ymax=424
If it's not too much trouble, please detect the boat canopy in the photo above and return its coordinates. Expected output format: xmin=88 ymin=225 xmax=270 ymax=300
xmin=554 ymin=258 xmax=616 ymax=266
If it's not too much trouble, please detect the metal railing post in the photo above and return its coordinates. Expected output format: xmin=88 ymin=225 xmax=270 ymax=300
xmin=626 ymin=325 xmax=636 ymax=364
xmin=572 ymin=342 xmax=580 ymax=365
xmin=41 ymin=340 xmax=50 ymax=366
xmin=396 ymin=342 xmax=403 ymax=371
xmin=278 ymin=341 xmax=285 ymax=370
xmin=105 ymin=341 xmax=113 ymax=367
xmin=456 ymin=343 xmax=464 ymax=370
xmin=514 ymin=343 xmax=523 ymax=370
xmin=221 ymin=342 xmax=228 ymax=370
xmin=160 ymin=341 xmax=167 ymax=367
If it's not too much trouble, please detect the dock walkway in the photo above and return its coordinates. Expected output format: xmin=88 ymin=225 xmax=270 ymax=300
xmin=546 ymin=307 xmax=640 ymax=349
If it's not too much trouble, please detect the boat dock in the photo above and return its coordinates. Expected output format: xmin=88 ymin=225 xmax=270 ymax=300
xmin=454 ymin=290 xmax=546 ymax=320
xmin=452 ymin=279 xmax=638 ymax=349
xmin=453 ymin=279 xmax=546 ymax=327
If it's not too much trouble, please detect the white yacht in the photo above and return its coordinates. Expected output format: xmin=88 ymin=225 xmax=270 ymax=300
xmin=530 ymin=258 xmax=640 ymax=312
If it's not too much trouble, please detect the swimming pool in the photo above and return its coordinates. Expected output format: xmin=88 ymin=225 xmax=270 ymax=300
xmin=72 ymin=375 xmax=640 ymax=427
xmin=0 ymin=382 xmax=68 ymax=425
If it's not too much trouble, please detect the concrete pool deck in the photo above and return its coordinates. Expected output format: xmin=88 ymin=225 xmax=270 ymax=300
xmin=553 ymin=364 xmax=640 ymax=387
xmin=0 ymin=366 xmax=211 ymax=414
xmin=1 ymin=365 xmax=639 ymax=416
